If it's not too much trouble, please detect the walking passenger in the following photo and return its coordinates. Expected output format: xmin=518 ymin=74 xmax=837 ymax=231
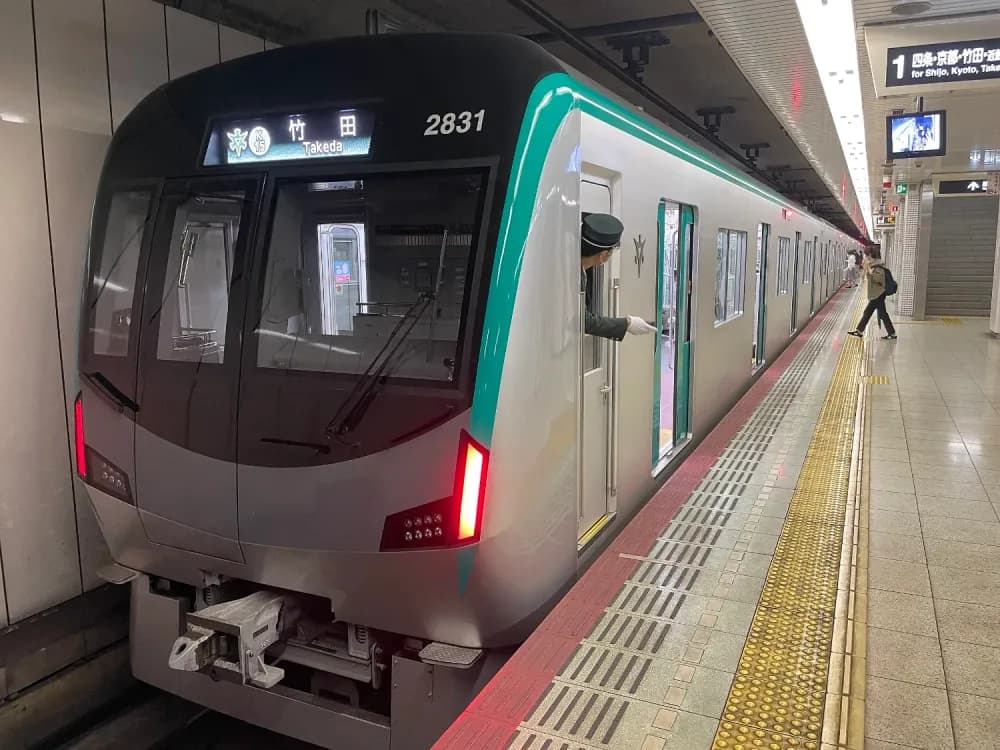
xmin=848 ymin=247 xmax=896 ymax=340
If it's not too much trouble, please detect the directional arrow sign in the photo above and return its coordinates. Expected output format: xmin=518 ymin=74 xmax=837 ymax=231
xmin=939 ymin=179 xmax=993 ymax=195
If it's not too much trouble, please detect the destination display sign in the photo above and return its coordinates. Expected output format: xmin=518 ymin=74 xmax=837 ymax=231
xmin=203 ymin=107 xmax=374 ymax=166
xmin=886 ymin=38 xmax=1000 ymax=87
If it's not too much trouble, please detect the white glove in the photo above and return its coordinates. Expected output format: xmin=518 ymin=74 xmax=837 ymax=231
xmin=627 ymin=316 xmax=657 ymax=336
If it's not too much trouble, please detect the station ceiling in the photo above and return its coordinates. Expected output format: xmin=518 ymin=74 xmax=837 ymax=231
xmin=158 ymin=0 xmax=875 ymax=239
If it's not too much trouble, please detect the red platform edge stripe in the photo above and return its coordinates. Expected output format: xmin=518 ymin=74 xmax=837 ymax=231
xmin=433 ymin=291 xmax=845 ymax=750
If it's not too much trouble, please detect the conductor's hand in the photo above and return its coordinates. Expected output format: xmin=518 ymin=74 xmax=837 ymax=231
xmin=626 ymin=316 xmax=657 ymax=336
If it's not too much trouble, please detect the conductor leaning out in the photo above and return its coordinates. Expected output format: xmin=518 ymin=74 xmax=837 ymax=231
xmin=580 ymin=213 xmax=657 ymax=340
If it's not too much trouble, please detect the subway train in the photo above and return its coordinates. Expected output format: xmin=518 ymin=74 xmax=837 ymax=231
xmin=75 ymin=32 xmax=858 ymax=748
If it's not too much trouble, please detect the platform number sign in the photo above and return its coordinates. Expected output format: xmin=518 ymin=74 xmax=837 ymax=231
xmin=424 ymin=110 xmax=486 ymax=136
xmin=887 ymin=38 xmax=1000 ymax=87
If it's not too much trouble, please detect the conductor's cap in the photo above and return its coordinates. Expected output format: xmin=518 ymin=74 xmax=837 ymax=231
xmin=582 ymin=213 xmax=624 ymax=255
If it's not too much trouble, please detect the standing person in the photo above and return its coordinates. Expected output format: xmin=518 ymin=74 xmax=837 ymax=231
xmin=848 ymin=247 xmax=896 ymax=340
xmin=580 ymin=213 xmax=657 ymax=340
xmin=844 ymin=250 xmax=858 ymax=288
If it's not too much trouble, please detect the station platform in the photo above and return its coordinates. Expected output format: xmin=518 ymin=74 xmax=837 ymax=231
xmin=435 ymin=291 xmax=1000 ymax=750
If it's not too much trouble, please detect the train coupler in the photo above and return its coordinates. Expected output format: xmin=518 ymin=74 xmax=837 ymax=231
xmin=168 ymin=589 xmax=301 ymax=688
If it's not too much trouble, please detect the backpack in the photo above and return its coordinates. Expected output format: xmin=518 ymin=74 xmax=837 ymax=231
xmin=883 ymin=266 xmax=898 ymax=296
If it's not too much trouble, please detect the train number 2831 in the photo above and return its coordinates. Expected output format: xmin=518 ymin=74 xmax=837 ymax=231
xmin=424 ymin=110 xmax=486 ymax=136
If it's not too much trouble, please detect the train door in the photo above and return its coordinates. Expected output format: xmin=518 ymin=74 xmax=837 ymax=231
xmin=791 ymin=232 xmax=801 ymax=333
xmin=753 ymin=223 xmax=769 ymax=370
xmin=809 ymin=236 xmax=818 ymax=315
xmin=133 ymin=178 xmax=259 ymax=561
xmin=579 ymin=177 xmax=615 ymax=541
xmin=825 ymin=243 xmax=831 ymax=298
xmin=653 ymin=200 xmax=695 ymax=464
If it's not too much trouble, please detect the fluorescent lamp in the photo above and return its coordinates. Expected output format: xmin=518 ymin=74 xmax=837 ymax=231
xmin=795 ymin=0 xmax=874 ymax=236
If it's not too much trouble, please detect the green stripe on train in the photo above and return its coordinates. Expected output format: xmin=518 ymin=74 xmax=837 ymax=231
xmin=469 ymin=72 xmax=816 ymax=447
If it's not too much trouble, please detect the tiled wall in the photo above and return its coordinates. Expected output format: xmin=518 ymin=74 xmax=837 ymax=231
xmin=896 ymin=184 xmax=922 ymax=318
xmin=0 ymin=0 xmax=272 ymax=626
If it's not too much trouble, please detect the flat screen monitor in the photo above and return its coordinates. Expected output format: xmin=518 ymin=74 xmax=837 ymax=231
xmin=886 ymin=110 xmax=946 ymax=159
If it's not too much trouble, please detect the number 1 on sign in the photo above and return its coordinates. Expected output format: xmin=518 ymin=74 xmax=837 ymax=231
xmin=892 ymin=54 xmax=905 ymax=79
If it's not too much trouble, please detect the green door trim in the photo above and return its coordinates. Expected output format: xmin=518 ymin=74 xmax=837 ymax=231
xmin=652 ymin=200 xmax=666 ymax=465
xmin=674 ymin=205 xmax=694 ymax=445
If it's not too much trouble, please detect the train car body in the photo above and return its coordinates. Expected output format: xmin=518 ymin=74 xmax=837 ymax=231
xmin=75 ymin=33 xmax=859 ymax=748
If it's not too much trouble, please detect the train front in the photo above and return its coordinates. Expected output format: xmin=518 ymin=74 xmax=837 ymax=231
xmin=72 ymin=33 xmax=576 ymax=741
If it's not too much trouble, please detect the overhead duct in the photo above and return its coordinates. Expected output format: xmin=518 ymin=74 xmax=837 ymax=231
xmin=506 ymin=0 xmax=785 ymax=191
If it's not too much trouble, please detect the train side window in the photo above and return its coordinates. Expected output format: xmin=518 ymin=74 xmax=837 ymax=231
xmin=715 ymin=228 xmax=747 ymax=324
xmin=154 ymin=192 xmax=245 ymax=364
xmin=776 ymin=237 xmax=791 ymax=295
xmin=89 ymin=190 xmax=153 ymax=357
xmin=583 ymin=262 xmax=606 ymax=371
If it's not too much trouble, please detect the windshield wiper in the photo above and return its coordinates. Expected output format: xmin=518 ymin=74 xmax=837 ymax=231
xmin=324 ymin=292 xmax=435 ymax=443
xmin=81 ymin=371 xmax=139 ymax=413
xmin=324 ymin=227 xmax=452 ymax=444
xmin=260 ymin=437 xmax=331 ymax=455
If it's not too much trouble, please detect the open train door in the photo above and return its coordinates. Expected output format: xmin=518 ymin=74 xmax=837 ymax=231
xmin=133 ymin=177 xmax=260 ymax=562
xmin=653 ymin=200 xmax=694 ymax=464
xmin=578 ymin=175 xmax=617 ymax=544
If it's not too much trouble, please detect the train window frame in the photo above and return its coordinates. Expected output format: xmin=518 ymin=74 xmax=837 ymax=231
xmin=714 ymin=228 xmax=747 ymax=325
xmin=243 ymin=161 xmax=496 ymax=393
xmin=80 ymin=180 xmax=163 ymax=406
xmin=152 ymin=190 xmax=248 ymax=365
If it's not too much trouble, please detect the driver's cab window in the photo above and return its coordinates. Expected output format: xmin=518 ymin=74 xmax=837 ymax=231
xmin=254 ymin=172 xmax=485 ymax=384
xmin=156 ymin=192 xmax=243 ymax=363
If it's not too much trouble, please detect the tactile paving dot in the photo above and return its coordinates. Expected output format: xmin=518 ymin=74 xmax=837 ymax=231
xmin=711 ymin=296 xmax=865 ymax=750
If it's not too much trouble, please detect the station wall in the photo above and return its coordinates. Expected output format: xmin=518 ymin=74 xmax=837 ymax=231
xmin=0 ymin=0 xmax=275 ymax=626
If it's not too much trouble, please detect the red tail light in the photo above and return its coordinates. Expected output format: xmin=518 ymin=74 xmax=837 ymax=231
xmin=456 ymin=433 xmax=487 ymax=541
xmin=73 ymin=391 xmax=133 ymax=503
xmin=379 ymin=430 xmax=489 ymax=551
xmin=74 ymin=393 xmax=87 ymax=479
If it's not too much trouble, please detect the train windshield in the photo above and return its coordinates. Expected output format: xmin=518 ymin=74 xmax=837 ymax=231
xmin=253 ymin=170 xmax=486 ymax=385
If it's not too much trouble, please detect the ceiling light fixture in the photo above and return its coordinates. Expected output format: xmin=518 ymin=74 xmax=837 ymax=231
xmin=795 ymin=0 xmax=874 ymax=236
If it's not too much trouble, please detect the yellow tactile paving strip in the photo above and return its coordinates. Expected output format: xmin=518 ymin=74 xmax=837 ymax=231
xmin=711 ymin=298 xmax=865 ymax=750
